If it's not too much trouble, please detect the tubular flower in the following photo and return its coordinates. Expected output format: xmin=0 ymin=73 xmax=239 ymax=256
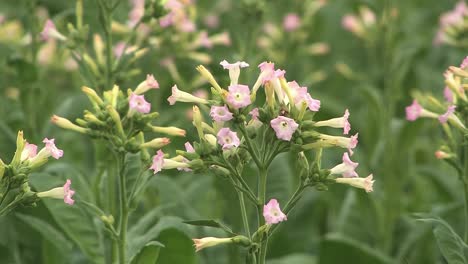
xmin=405 ymin=100 xmax=438 ymax=121
xmin=263 ymin=199 xmax=287 ymax=225
xmin=40 ymin=19 xmax=67 ymax=41
xmin=129 ymin=93 xmax=151 ymax=114
xmin=283 ymin=13 xmax=301 ymax=31
xmin=192 ymin=237 xmax=233 ymax=252
xmin=43 ymin=138 xmax=64 ymax=159
xmin=444 ymin=87 xmax=454 ymax=103
xmin=150 ymin=150 xmax=165 ymax=174
xmin=249 ymin=108 xmax=259 ymax=120
xmin=134 ymin=74 xmax=160 ymax=94
xmin=438 ymin=105 xmax=456 ymax=124
xmin=336 ymin=174 xmax=374 ymax=193
xmin=314 ymin=109 xmax=351 ymax=134
xmin=315 ymin=133 xmax=358 ymax=155
xmin=210 ymin=105 xmax=234 ymax=122
xmin=330 ymin=152 xmax=358 ymax=177
xmin=140 ymin=138 xmax=171 ymax=149
xmin=270 ymin=116 xmax=299 ymax=141
xmin=21 ymin=142 xmax=38 ymax=161
xmin=220 ymin=60 xmax=249 ymax=85
xmin=226 ymin=84 xmax=251 ymax=109
xmin=37 ymin=179 xmax=75 ymax=205
xmin=168 ymin=85 xmax=209 ymax=105
xmin=216 ymin=128 xmax=240 ymax=149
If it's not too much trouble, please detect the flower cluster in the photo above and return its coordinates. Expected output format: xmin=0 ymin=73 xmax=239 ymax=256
xmin=51 ymin=75 xmax=183 ymax=160
xmin=434 ymin=1 xmax=468 ymax=46
xmin=406 ymin=56 xmax=468 ymax=159
xmin=0 ymin=131 xmax=74 ymax=216
xmin=151 ymin=60 xmax=374 ymax=253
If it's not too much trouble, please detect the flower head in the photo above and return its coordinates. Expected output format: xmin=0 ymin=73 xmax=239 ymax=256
xmin=63 ymin=179 xmax=75 ymax=205
xmin=220 ymin=60 xmax=249 ymax=85
xmin=150 ymin=150 xmax=165 ymax=174
xmin=314 ymin=109 xmax=350 ymax=134
xmin=216 ymin=128 xmax=240 ymax=149
xmin=270 ymin=116 xmax=299 ymax=141
xmin=283 ymin=13 xmax=301 ymax=31
xmin=43 ymin=138 xmax=63 ymax=159
xmin=405 ymin=100 xmax=422 ymax=121
xmin=226 ymin=84 xmax=251 ymax=109
xmin=134 ymin=74 xmax=160 ymax=94
xmin=263 ymin=199 xmax=287 ymax=225
xmin=168 ymin=85 xmax=209 ymax=105
xmin=336 ymin=174 xmax=374 ymax=193
xmin=330 ymin=152 xmax=359 ymax=177
xmin=210 ymin=105 xmax=233 ymax=122
xmin=40 ymin=19 xmax=67 ymax=41
xmin=21 ymin=142 xmax=38 ymax=161
xmin=438 ymin=105 xmax=456 ymax=124
xmin=129 ymin=93 xmax=151 ymax=114
xmin=37 ymin=179 xmax=75 ymax=205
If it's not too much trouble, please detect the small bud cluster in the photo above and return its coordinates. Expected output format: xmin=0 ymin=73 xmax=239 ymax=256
xmin=51 ymin=75 xmax=182 ymax=160
xmin=0 ymin=131 xmax=74 ymax=216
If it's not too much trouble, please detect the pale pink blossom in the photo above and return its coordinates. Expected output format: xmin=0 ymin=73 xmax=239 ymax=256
xmin=314 ymin=109 xmax=350 ymax=134
xmin=180 ymin=19 xmax=196 ymax=32
xmin=129 ymin=93 xmax=151 ymax=114
xmin=439 ymin=105 xmax=456 ymax=124
xmin=461 ymin=56 xmax=468 ymax=69
xmin=330 ymin=152 xmax=358 ymax=177
xmin=198 ymin=31 xmax=213 ymax=48
xmin=184 ymin=142 xmax=195 ymax=153
xmin=336 ymin=174 xmax=374 ymax=193
xmin=114 ymin=42 xmax=126 ymax=58
xmin=37 ymin=179 xmax=75 ymax=205
xmin=226 ymin=84 xmax=251 ymax=109
xmin=40 ymin=19 xmax=66 ymax=41
xmin=210 ymin=105 xmax=234 ymax=122
xmin=304 ymin=93 xmax=321 ymax=112
xmin=405 ymin=100 xmax=438 ymax=121
xmin=435 ymin=150 xmax=451 ymax=159
xmin=263 ymin=199 xmax=287 ymax=225
xmin=134 ymin=74 xmax=160 ymax=94
xmin=216 ymin=128 xmax=240 ymax=149
xmin=249 ymin=108 xmax=259 ymax=120
xmin=204 ymin=14 xmax=219 ymax=28
xmin=21 ymin=142 xmax=38 ymax=161
xmin=283 ymin=13 xmax=301 ymax=31
xmin=317 ymin=133 xmax=359 ymax=155
xmin=150 ymin=150 xmax=165 ymax=174
xmin=444 ymin=86 xmax=454 ymax=102
xmin=192 ymin=237 xmax=233 ymax=252
xmin=43 ymin=138 xmax=63 ymax=159
xmin=168 ymin=85 xmax=209 ymax=105
xmin=270 ymin=116 xmax=299 ymax=141
xmin=220 ymin=60 xmax=249 ymax=85
xmin=63 ymin=179 xmax=75 ymax=205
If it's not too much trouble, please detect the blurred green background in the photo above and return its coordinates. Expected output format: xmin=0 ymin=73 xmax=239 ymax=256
xmin=0 ymin=0 xmax=466 ymax=263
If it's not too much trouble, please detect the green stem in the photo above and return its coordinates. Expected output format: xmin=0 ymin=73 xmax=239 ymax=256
xmin=257 ymin=167 xmax=268 ymax=264
xmin=237 ymin=189 xmax=251 ymax=238
xmin=239 ymin=126 xmax=262 ymax=168
xmin=463 ymin=135 xmax=468 ymax=243
xmin=116 ymin=153 xmax=128 ymax=264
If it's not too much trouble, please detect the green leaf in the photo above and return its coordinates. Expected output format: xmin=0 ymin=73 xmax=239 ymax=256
xmin=156 ymin=228 xmax=197 ymax=264
xmin=127 ymin=216 xmax=190 ymax=263
xmin=269 ymin=253 xmax=317 ymax=264
xmin=130 ymin=241 xmax=164 ymax=264
xmin=319 ymin=233 xmax=393 ymax=264
xmin=15 ymin=213 xmax=73 ymax=254
xmin=183 ymin=219 xmax=236 ymax=235
xmin=30 ymin=170 xmax=105 ymax=264
xmin=419 ymin=218 xmax=468 ymax=264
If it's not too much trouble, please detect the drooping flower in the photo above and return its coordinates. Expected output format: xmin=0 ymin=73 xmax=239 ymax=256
xmin=263 ymin=199 xmax=287 ymax=225
xmin=40 ymin=19 xmax=67 ymax=41
xmin=220 ymin=60 xmax=249 ymax=85
xmin=168 ymin=85 xmax=209 ymax=105
xmin=226 ymin=84 xmax=251 ymax=109
xmin=129 ymin=93 xmax=151 ymax=114
xmin=216 ymin=128 xmax=240 ymax=149
xmin=438 ymin=105 xmax=456 ymax=124
xmin=314 ymin=109 xmax=351 ymax=134
xmin=405 ymin=100 xmax=438 ymax=121
xmin=270 ymin=116 xmax=299 ymax=141
xmin=43 ymin=138 xmax=64 ymax=159
xmin=330 ymin=152 xmax=358 ymax=177
xmin=150 ymin=150 xmax=165 ymax=174
xmin=210 ymin=105 xmax=233 ymax=122
xmin=335 ymin=174 xmax=374 ymax=193
xmin=21 ymin=142 xmax=38 ymax=161
xmin=283 ymin=13 xmax=301 ymax=31
xmin=37 ymin=179 xmax=75 ymax=205
xmin=192 ymin=237 xmax=233 ymax=252
xmin=304 ymin=93 xmax=321 ymax=112
xmin=315 ymin=133 xmax=358 ymax=155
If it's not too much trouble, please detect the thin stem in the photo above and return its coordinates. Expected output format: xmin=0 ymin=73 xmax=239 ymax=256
xmin=116 ymin=152 xmax=128 ymax=264
xmin=239 ymin=126 xmax=262 ymax=168
xmin=269 ymin=183 xmax=306 ymax=236
xmin=237 ymin=189 xmax=251 ymax=238
xmin=463 ymin=135 xmax=468 ymax=243
xmin=257 ymin=167 xmax=268 ymax=264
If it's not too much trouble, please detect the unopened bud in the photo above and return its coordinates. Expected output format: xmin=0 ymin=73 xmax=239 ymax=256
xmin=150 ymin=126 xmax=186 ymax=137
xmin=51 ymin=115 xmax=88 ymax=134
xmin=140 ymin=137 xmax=171 ymax=149
xmin=82 ymin=86 xmax=104 ymax=107
xmin=106 ymin=105 xmax=125 ymax=138
xmin=196 ymin=65 xmax=223 ymax=94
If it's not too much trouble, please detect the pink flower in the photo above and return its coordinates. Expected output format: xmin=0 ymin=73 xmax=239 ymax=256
xmin=304 ymin=93 xmax=321 ymax=112
xmin=283 ymin=13 xmax=301 ymax=31
xmin=180 ymin=19 xmax=196 ymax=32
xmin=405 ymin=100 xmax=422 ymax=121
xmin=146 ymin=74 xmax=159 ymax=89
xmin=40 ymin=19 xmax=66 ymax=41
xmin=249 ymin=108 xmax=259 ymax=120
xmin=204 ymin=14 xmax=219 ymax=28
xmin=336 ymin=174 xmax=374 ymax=192
xmin=167 ymin=85 xmax=209 ymax=105
xmin=220 ymin=60 xmax=249 ymax=85
xmin=435 ymin=150 xmax=450 ymax=159
xmin=114 ymin=42 xmax=126 ymax=58
xmin=288 ymin=81 xmax=308 ymax=103
xmin=184 ymin=142 xmax=195 ymax=153
xmin=258 ymin=61 xmax=277 ymax=84
xmin=198 ymin=31 xmax=213 ymax=48
xmin=263 ymin=199 xmax=287 ymax=225
xmin=159 ymin=13 xmax=174 ymax=27
xmin=226 ymin=84 xmax=251 ymax=109
xmin=150 ymin=150 xmax=165 ymax=174
xmin=444 ymin=86 xmax=454 ymax=102
xmin=342 ymin=15 xmax=360 ymax=32
xmin=216 ymin=128 xmax=240 ymax=149
xmin=438 ymin=105 xmax=456 ymax=124
xmin=63 ymin=179 xmax=75 ymax=205
xmin=461 ymin=56 xmax=468 ymax=69
xmin=21 ymin=142 xmax=38 ymax=161
xmin=348 ymin=133 xmax=359 ymax=155
xmin=129 ymin=93 xmax=151 ymax=114
xmin=314 ymin=109 xmax=350 ymax=134
xmin=210 ymin=105 xmax=234 ymax=122
xmin=330 ymin=152 xmax=359 ymax=177
xmin=270 ymin=116 xmax=299 ymax=141
xmin=43 ymin=138 xmax=63 ymax=159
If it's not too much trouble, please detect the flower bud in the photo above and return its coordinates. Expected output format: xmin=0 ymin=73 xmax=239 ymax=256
xmin=0 ymin=159 xmax=5 ymax=180
xmin=192 ymin=237 xmax=235 ymax=252
xmin=51 ymin=115 xmax=88 ymax=134
xmin=298 ymin=151 xmax=309 ymax=180
xmin=196 ymin=65 xmax=223 ymax=94
xmin=11 ymin=131 xmax=25 ymax=167
xmin=204 ymin=134 xmax=217 ymax=147
xmin=82 ymin=86 xmax=104 ymax=108
xmin=150 ymin=126 xmax=186 ymax=137
xmin=84 ymin=111 xmax=106 ymax=126
xmin=106 ymin=105 xmax=125 ymax=138
xmin=140 ymin=137 xmax=171 ymax=149
xmin=192 ymin=106 xmax=204 ymax=140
